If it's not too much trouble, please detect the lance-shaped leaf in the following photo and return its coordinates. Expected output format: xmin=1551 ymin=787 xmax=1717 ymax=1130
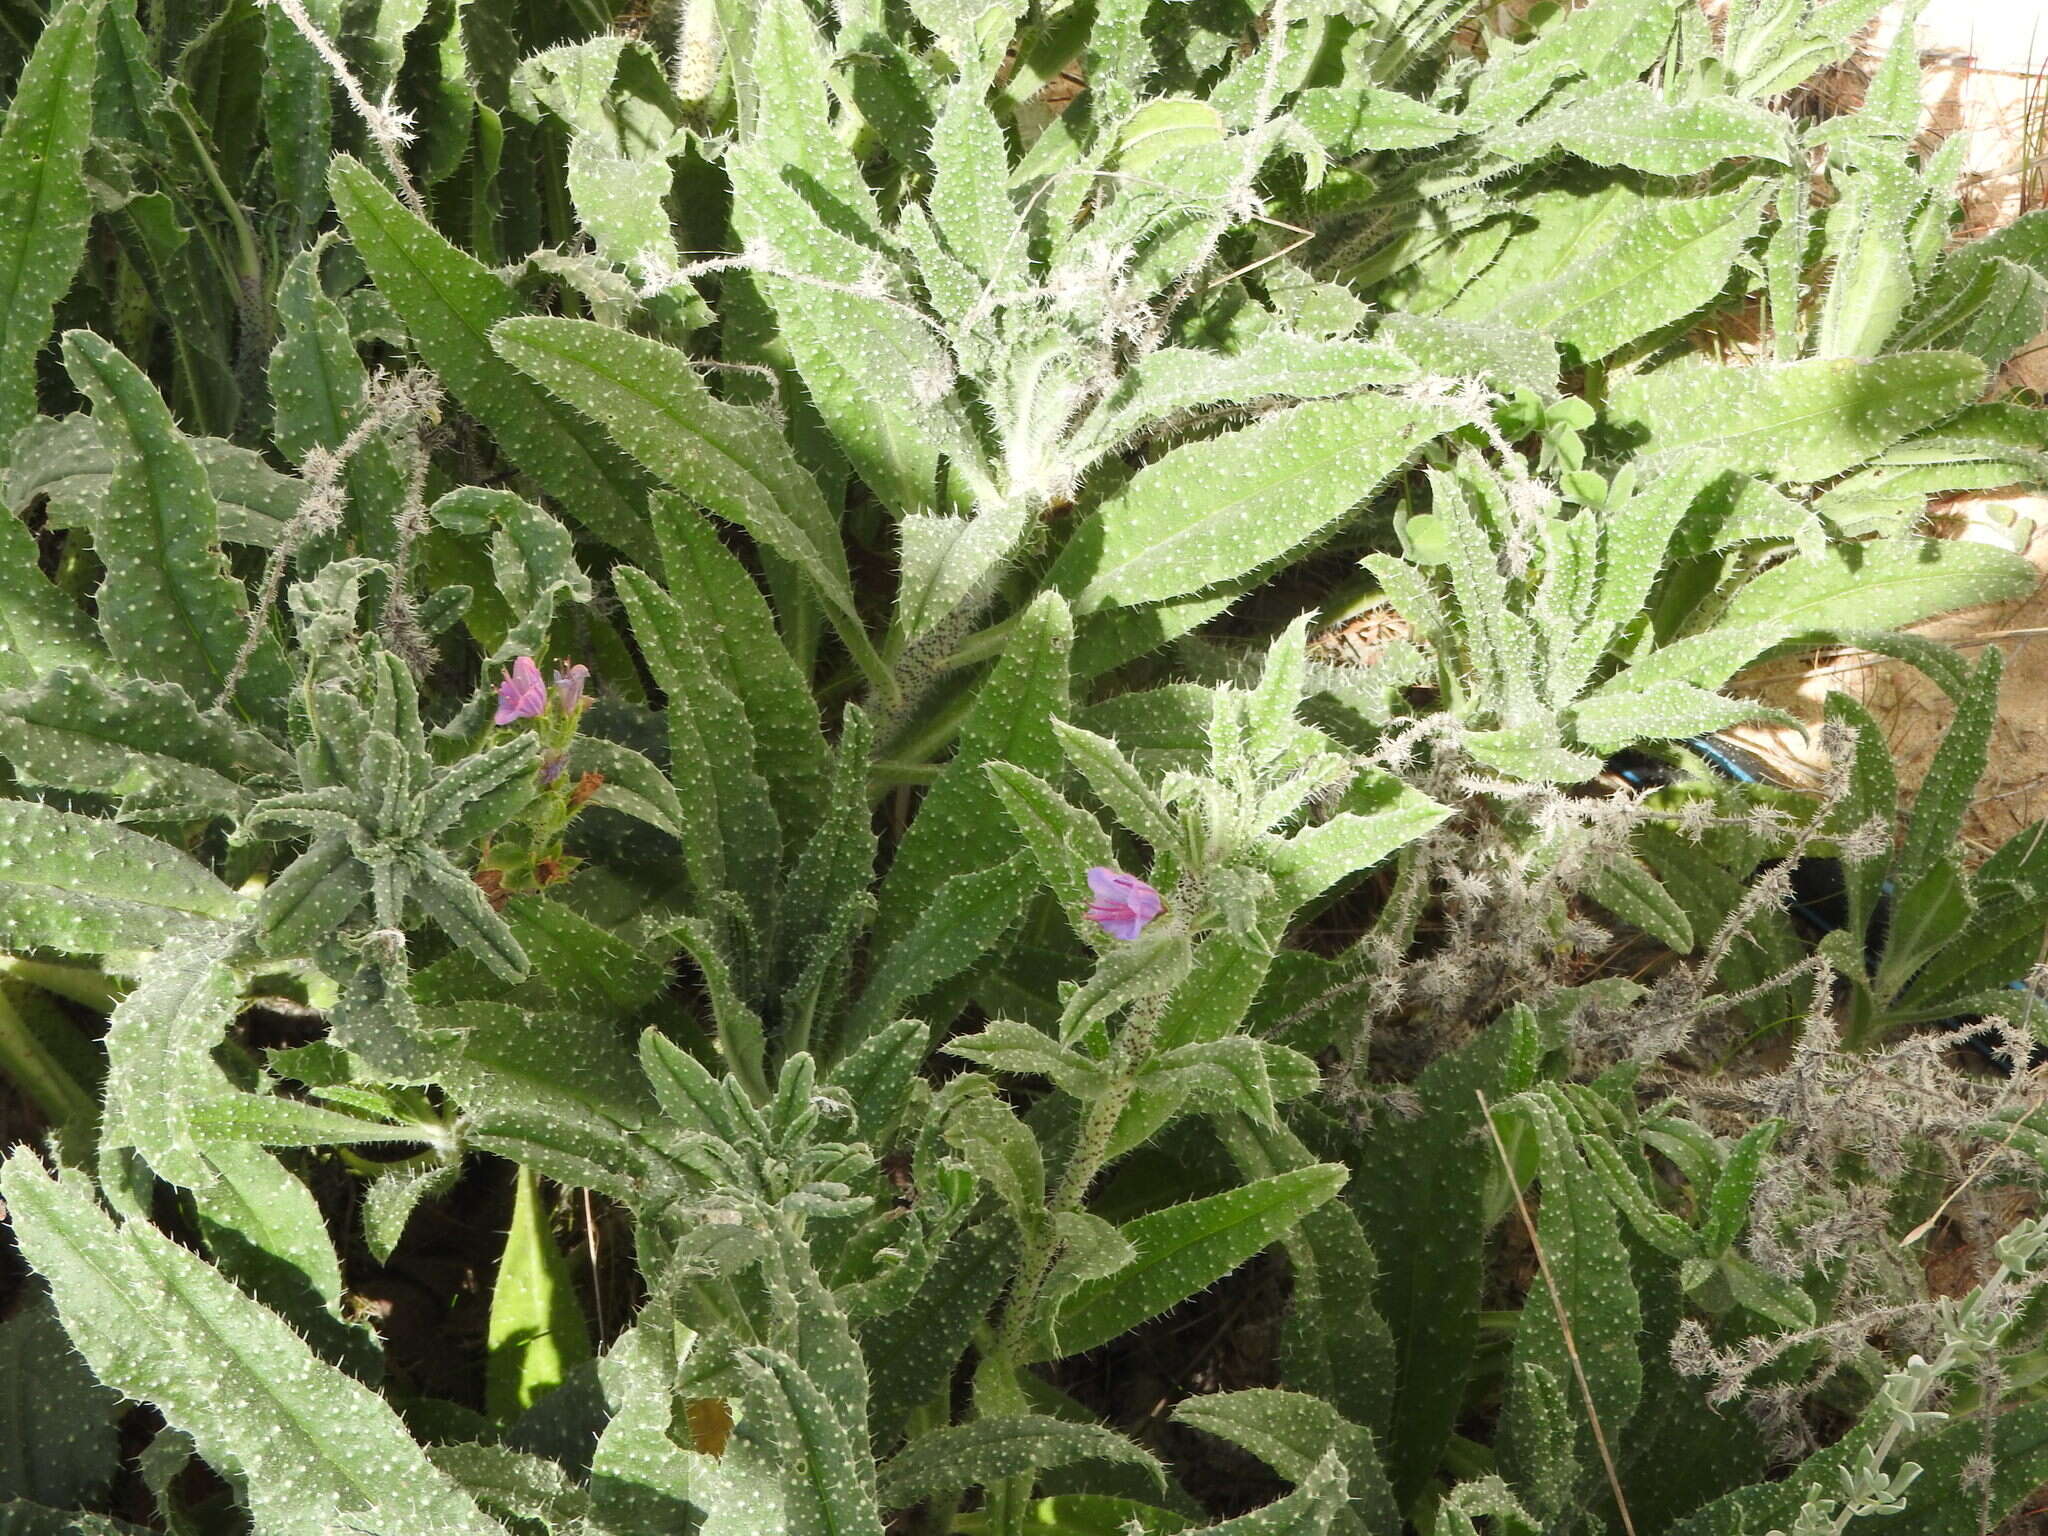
xmin=943 ymin=1081 xmax=1046 ymax=1235
xmin=1377 ymin=314 xmax=1560 ymax=400
xmin=653 ymin=494 xmax=830 ymax=843
xmin=7 ymin=414 xmax=305 ymax=551
xmin=1059 ymin=933 xmax=1193 ymax=1046
xmin=945 ymin=1020 xmax=1111 ymax=1099
xmin=848 ymin=855 xmax=1036 ymax=1042
xmin=1698 ymin=1120 xmax=1781 ymax=1259
xmin=1294 ymin=83 xmax=1462 ymax=152
xmin=860 ymin=1223 xmax=1016 ymax=1448
xmin=876 ymin=593 xmax=1071 ymax=953
xmin=1352 ymin=1013 xmax=1529 ymax=1506
xmin=60 ymin=332 xmax=290 ymax=727
xmin=897 ymin=493 xmax=1034 ymax=643
xmin=186 ymin=1140 xmax=363 ymax=1370
xmin=666 ymin=919 xmax=769 ymax=1096
xmin=1551 ymin=456 xmax=1718 ymax=695
xmin=1053 ymin=720 xmax=1182 ymax=855
xmin=0 ymin=0 xmax=102 ymax=470
xmin=1711 ymin=537 xmax=2038 ymax=639
xmin=1507 ymin=83 xmax=1791 ymax=175
xmin=1895 ymin=252 xmax=2048 ymax=372
xmin=0 ymin=670 xmax=284 ymax=817
xmin=1607 ymin=352 xmax=1989 ymax=483
xmin=725 ymin=144 xmax=972 ymax=521
xmin=778 ymin=707 xmax=879 ymax=1033
xmin=1583 ymin=858 xmax=1696 ymax=956
xmin=881 ymin=1416 xmax=1162 ymax=1508
xmin=0 ymin=506 xmax=98 ymax=688
xmin=363 ymin=1157 xmax=461 ymax=1264
xmin=430 ymin=1002 xmax=654 ymax=1200
xmin=328 ymin=157 xmax=654 ymax=563
xmin=1812 ymin=154 xmax=1919 ymax=360
xmin=1487 ymin=181 xmax=1770 ymax=362
xmin=733 ymin=1346 xmax=884 ymax=1536
xmin=493 ymin=316 xmax=892 ymax=694
xmin=99 ymin=937 xmax=241 ymax=1189
xmin=1 ymin=1151 xmax=511 ymax=1536
xmin=487 ymin=1165 xmax=593 ymax=1422
xmin=503 ymin=900 xmax=670 ymax=1017
xmin=405 ymin=846 xmax=529 ymax=984
xmin=729 ymin=0 xmax=881 ymax=234
xmin=567 ymin=737 xmax=688 ymax=844
xmin=1072 ymin=333 xmax=1418 ymax=467
xmin=1037 ymin=1165 xmax=1346 ymax=1362
xmin=928 ymin=73 xmax=1021 ymax=285
xmin=254 ymin=835 xmax=369 ymax=960
xmin=1261 ymin=778 xmax=1449 ymax=910
xmin=1174 ymin=1389 xmax=1398 ymax=1536
xmin=615 ymin=565 xmax=780 ymax=918
xmin=416 ymin=734 xmax=542 ymax=846
xmin=188 ymin=1093 xmax=442 ymax=1149
xmin=828 ymin=1017 xmax=929 ymax=1147
xmin=0 ymin=800 xmax=239 ymax=953
xmin=1894 ymin=648 xmax=2003 ymax=894
xmin=986 ymin=762 xmax=1119 ymax=945
xmin=1569 ymin=682 xmax=1779 ymax=754
xmin=269 ymin=245 xmax=408 ymax=564
xmin=1499 ymin=1090 xmax=1641 ymax=1484
xmin=1202 ymin=1452 xmax=1350 ymax=1535
xmin=0 ymin=1291 xmax=120 ymax=1510
xmin=1052 ymin=395 xmax=1461 ymax=614
xmin=1219 ymin=1114 xmax=1396 ymax=1442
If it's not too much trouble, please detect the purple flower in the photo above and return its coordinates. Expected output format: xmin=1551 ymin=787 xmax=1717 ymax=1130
xmin=1085 ymin=866 xmax=1163 ymax=941
xmin=494 ymin=656 xmax=546 ymax=725
xmin=538 ymin=749 xmax=569 ymax=787
xmin=552 ymin=661 xmax=590 ymax=715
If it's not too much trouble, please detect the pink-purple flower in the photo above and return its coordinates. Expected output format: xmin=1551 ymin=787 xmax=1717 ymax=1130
xmin=494 ymin=656 xmax=547 ymax=724
xmin=553 ymin=662 xmax=590 ymax=715
xmin=1085 ymin=867 xmax=1163 ymax=941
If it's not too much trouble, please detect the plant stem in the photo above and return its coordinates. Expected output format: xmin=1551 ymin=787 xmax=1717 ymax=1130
xmin=994 ymin=988 xmax=1169 ymax=1367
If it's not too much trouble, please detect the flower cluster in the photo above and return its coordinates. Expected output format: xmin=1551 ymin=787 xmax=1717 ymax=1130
xmin=475 ymin=656 xmax=603 ymax=908
xmin=494 ymin=656 xmax=589 ymax=725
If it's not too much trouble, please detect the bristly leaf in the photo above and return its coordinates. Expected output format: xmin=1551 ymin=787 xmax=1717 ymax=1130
xmin=99 ymin=935 xmax=241 ymax=1190
xmin=733 ymin=1345 xmax=885 ymax=1536
xmin=1 ymin=1151 xmax=512 ymax=1536
xmin=615 ymin=563 xmax=782 ymax=925
xmin=1606 ymin=353 xmax=1987 ymax=482
xmin=1173 ymin=1389 xmax=1399 ymax=1536
xmin=880 ymin=1415 xmax=1164 ymax=1508
xmin=1038 ymin=1165 xmax=1347 ymax=1362
xmin=1499 ymin=1089 xmax=1641 ymax=1486
xmin=493 ymin=316 xmax=894 ymax=696
xmin=61 ymin=332 xmax=291 ymax=729
xmin=652 ymin=493 xmax=831 ymax=843
xmin=875 ymin=592 xmax=1070 ymax=944
xmin=0 ymin=800 xmax=240 ymax=954
xmin=0 ymin=1291 xmax=119 ymax=1510
xmin=1052 ymin=395 xmax=1463 ymax=615
xmin=0 ymin=669 xmax=281 ymax=818
xmin=0 ymin=0 xmax=102 ymax=471
xmin=1894 ymin=647 xmax=2002 ymax=893
xmin=328 ymin=157 xmax=656 ymax=564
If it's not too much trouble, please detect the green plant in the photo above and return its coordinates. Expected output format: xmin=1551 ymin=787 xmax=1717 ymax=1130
xmin=6 ymin=0 xmax=2048 ymax=1534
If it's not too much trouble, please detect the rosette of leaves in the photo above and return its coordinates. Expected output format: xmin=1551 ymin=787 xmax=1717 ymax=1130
xmin=242 ymin=572 xmax=541 ymax=987
xmin=1357 ymin=446 xmax=2036 ymax=783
